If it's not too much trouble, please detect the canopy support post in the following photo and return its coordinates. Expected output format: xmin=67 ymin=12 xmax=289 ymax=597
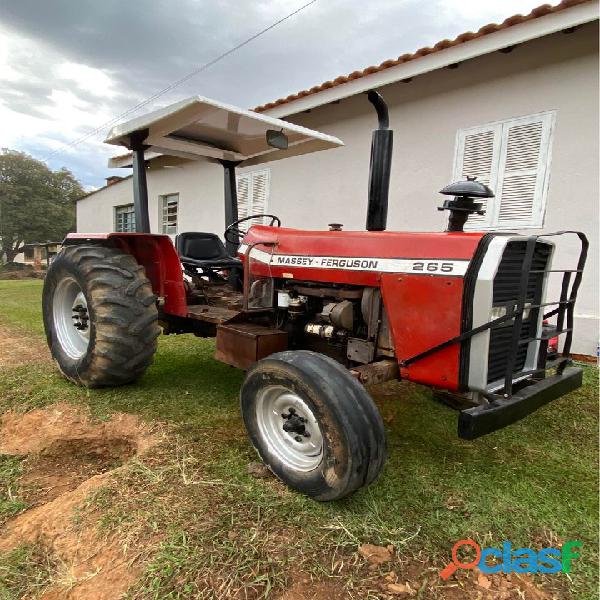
xmin=221 ymin=160 xmax=241 ymax=254
xmin=130 ymin=129 xmax=150 ymax=233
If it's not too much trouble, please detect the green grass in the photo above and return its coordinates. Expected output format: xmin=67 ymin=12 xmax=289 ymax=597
xmin=0 ymin=456 xmax=27 ymax=526
xmin=0 ymin=280 xmax=598 ymax=599
xmin=0 ymin=280 xmax=45 ymax=336
xmin=0 ymin=544 xmax=55 ymax=600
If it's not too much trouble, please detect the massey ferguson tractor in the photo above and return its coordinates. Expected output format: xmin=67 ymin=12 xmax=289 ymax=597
xmin=43 ymin=93 xmax=587 ymax=501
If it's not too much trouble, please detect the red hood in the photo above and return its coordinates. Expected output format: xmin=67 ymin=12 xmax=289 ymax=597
xmin=243 ymin=225 xmax=484 ymax=260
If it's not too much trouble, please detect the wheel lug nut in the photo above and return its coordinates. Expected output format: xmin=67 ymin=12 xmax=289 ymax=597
xmin=288 ymin=407 xmax=296 ymax=414
xmin=303 ymin=431 xmax=310 ymax=438
xmin=294 ymin=435 xmax=303 ymax=442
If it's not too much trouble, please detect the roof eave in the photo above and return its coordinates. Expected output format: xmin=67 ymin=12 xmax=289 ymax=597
xmin=108 ymin=151 xmax=162 ymax=169
xmin=77 ymin=174 xmax=133 ymax=202
xmin=260 ymin=1 xmax=598 ymax=118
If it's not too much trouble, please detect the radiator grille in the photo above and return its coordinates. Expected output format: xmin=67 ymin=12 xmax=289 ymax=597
xmin=487 ymin=241 xmax=551 ymax=384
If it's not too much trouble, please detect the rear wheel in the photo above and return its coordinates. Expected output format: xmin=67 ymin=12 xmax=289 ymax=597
xmin=241 ymin=350 xmax=387 ymax=500
xmin=42 ymin=244 xmax=160 ymax=387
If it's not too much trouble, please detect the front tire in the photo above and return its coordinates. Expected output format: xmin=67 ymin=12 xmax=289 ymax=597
xmin=42 ymin=244 xmax=160 ymax=387
xmin=241 ymin=351 xmax=387 ymax=501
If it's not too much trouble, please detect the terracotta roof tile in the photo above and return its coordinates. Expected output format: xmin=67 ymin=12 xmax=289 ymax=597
xmin=254 ymin=0 xmax=592 ymax=113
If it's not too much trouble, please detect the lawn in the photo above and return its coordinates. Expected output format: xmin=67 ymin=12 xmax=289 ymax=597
xmin=0 ymin=279 xmax=598 ymax=599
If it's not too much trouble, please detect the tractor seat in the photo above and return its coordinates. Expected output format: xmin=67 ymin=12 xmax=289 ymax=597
xmin=175 ymin=232 xmax=242 ymax=270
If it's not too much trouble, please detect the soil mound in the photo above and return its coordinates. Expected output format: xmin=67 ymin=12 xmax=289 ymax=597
xmin=0 ymin=403 xmax=161 ymax=599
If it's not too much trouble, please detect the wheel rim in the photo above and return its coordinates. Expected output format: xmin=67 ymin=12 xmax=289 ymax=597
xmin=52 ymin=277 xmax=90 ymax=360
xmin=255 ymin=385 xmax=324 ymax=472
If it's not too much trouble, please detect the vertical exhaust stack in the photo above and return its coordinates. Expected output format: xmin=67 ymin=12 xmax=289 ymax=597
xmin=366 ymin=91 xmax=393 ymax=231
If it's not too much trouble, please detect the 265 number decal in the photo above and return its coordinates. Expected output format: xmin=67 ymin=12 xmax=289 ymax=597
xmin=412 ymin=261 xmax=455 ymax=273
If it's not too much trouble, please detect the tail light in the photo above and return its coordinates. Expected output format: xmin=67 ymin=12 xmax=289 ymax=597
xmin=543 ymin=319 xmax=559 ymax=356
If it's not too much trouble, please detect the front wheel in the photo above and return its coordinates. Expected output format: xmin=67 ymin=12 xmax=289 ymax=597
xmin=241 ymin=351 xmax=387 ymax=501
xmin=42 ymin=244 xmax=160 ymax=387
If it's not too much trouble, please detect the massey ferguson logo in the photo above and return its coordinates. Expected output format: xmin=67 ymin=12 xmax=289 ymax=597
xmin=274 ymin=255 xmax=379 ymax=270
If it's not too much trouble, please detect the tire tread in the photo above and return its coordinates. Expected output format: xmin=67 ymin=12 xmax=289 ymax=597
xmin=43 ymin=244 xmax=159 ymax=387
xmin=242 ymin=350 xmax=387 ymax=501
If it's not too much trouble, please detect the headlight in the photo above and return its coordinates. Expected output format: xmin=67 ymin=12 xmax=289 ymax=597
xmin=490 ymin=303 xmax=532 ymax=321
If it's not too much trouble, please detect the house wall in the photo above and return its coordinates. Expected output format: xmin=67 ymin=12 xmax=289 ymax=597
xmin=76 ymin=161 xmax=227 ymax=236
xmin=76 ymin=23 xmax=599 ymax=354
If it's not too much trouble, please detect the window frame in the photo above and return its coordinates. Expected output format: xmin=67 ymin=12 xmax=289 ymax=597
xmin=114 ymin=203 xmax=136 ymax=233
xmin=160 ymin=193 xmax=179 ymax=235
xmin=452 ymin=111 xmax=556 ymax=230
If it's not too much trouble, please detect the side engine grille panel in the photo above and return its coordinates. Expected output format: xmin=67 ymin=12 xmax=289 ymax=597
xmin=487 ymin=241 xmax=551 ymax=384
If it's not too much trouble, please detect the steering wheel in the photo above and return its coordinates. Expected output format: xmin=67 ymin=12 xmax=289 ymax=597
xmin=224 ymin=214 xmax=281 ymax=245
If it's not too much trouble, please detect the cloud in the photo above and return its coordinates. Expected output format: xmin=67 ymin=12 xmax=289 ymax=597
xmin=54 ymin=63 xmax=119 ymax=99
xmin=0 ymin=0 xmax=555 ymax=187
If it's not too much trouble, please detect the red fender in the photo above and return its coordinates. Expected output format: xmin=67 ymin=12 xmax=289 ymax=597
xmin=64 ymin=233 xmax=188 ymax=317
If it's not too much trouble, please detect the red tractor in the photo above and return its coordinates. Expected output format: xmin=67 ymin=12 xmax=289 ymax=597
xmin=43 ymin=93 xmax=587 ymax=500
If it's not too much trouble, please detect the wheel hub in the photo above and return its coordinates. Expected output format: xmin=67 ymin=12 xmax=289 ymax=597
xmin=52 ymin=279 xmax=91 ymax=360
xmin=255 ymin=386 xmax=323 ymax=471
xmin=281 ymin=408 xmax=311 ymax=441
xmin=72 ymin=301 xmax=89 ymax=331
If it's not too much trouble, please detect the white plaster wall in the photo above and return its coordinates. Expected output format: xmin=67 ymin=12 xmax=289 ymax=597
xmin=77 ymin=177 xmax=134 ymax=233
xmin=77 ymin=160 xmax=226 ymax=237
xmin=76 ymin=23 xmax=598 ymax=354
xmin=145 ymin=160 xmax=225 ymax=235
xmin=260 ymin=24 xmax=599 ymax=355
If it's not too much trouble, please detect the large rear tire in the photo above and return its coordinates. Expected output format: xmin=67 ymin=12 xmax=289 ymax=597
xmin=42 ymin=244 xmax=160 ymax=387
xmin=241 ymin=350 xmax=387 ymax=501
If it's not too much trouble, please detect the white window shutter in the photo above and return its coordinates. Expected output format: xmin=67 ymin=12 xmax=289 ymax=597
xmin=453 ymin=124 xmax=502 ymax=228
xmin=160 ymin=194 xmax=179 ymax=235
xmin=236 ymin=174 xmax=251 ymax=221
xmin=251 ymin=170 xmax=270 ymax=225
xmin=236 ymin=169 xmax=270 ymax=225
xmin=495 ymin=113 xmax=554 ymax=228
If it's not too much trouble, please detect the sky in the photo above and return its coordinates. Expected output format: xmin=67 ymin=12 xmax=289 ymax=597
xmin=0 ymin=0 xmax=556 ymax=190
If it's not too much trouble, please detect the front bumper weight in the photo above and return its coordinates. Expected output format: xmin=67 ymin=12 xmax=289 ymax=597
xmin=458 ymin=367 xmax=583 ymax=440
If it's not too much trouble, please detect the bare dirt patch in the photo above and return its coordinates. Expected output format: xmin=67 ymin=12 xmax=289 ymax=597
xmin=271 ymin=553 xmax=560 ymax=600
xmin=0 ymin=269 xmax=45 ymax=281
xmin=0 ymin=326 xmax=49 ymax=368
xmin=20 ymin=436 xmax=136 ymax=504
xmin=0 ymin=403 xmax=156 ymax=457
xmin=0 ymin=403 xmax=161 ymax=599
xmin=351 ymin=557 xmax=561 ymax=600
xmin=276 ymin=575 xmax=347 ymax=600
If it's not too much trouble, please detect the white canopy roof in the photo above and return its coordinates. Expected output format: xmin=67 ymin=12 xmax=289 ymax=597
xmin=105 ymin=95 xmax=343 ymax=169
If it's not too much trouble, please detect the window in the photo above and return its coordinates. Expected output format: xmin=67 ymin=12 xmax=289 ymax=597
xmin=453 ymin=112 xmax=555 ymax=229
xmin=114 ymin=204 xmax=136 ymax=232
xmin=236 ymin=169 xmax=270 ymax=225
xmin=161 ymin=193 xmax=179 ymax=235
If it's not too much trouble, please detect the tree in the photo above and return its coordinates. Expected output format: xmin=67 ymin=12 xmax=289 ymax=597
xmin=0 ymin=149 xmax=83 ymax=262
